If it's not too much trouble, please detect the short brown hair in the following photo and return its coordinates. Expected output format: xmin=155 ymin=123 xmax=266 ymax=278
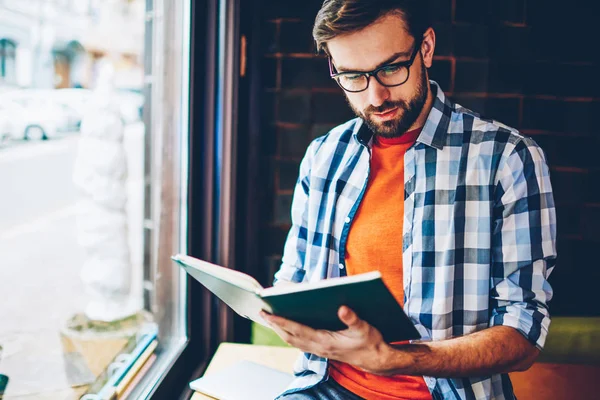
xmin=312 ymin=0 xmax=430 ymax=54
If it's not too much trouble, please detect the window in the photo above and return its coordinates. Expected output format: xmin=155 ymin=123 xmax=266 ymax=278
xmin=0 ymin=39 xmax=16 ymax=84
xmin=1 ymin=0 xmax=256 ymax=397
xmin=0 ymin=0 xmax=192 ymax=398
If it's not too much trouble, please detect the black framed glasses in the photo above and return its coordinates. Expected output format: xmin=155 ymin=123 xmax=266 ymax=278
xmin=329 ymin=39 xmax=422 ymax=93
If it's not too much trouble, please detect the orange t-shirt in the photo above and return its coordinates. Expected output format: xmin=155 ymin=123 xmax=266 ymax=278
xmin=328 ymin=127 xmax=432 ymax=400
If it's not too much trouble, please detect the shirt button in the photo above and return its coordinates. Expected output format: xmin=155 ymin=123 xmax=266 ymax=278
xmin=344 ymin=217 xmax=351 ymax=224
xmin=338 ymin=263 xmax=345 ymax=269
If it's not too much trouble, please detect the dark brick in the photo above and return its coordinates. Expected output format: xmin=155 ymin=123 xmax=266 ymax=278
xmin=263 ymin=0 xmax=323 ymax=19
xmin=528 ymin=0 xmax=595 ymax=46
xmin=528 ymin=24 xmax=598 ymax=63
xmin=522 ymin=99 xmax=564 ymax=131
xmin=526 ymin=0 xmax=558 ymax=28
xmin=490 ymin=0 xmax=525 ymax=23
xmin=452 ymin=96 xmax=520 ymax=128
xmin=429 ymin=0 xmax=453 ymax=22
xmin=563 ymin=101 xmax=599 ymax=135
xmin=457 ymin=64 xmax=527 ymax=96
xmin=529 ymin=26 xmax=561 ymax=62
xmin=587 ymin=170 xmax=600 ymax=203
xmin=555 ymin=64 xmax=599 ymax=98
xmin=574 ymin=240 xmax=600 ymax=316
xmin=261 ymin=91 xmax=276 ymax=123
xmin=263 ymin=157 xmax=276 ymax=217
xmin=262 ymin=225 xmax=289 ymax=256
xmin=262 ymin=22 xmax=278 ymax=54
xmin=311 ymin=123 xmax=337 ymax=139
xmin=550 ymin=239 xmax=600 ymax=316
xmin=550 ymin=136 xmax=600 ymax=169
xmin=523 ymin=63 xmax=597 ymax=98
xmin=585 ymin=138 xmax=600 ymax=168
xmin=531 ymin=135 xmax=558 ymax=167
xmin=548 ymin=170 xmax=588 ymax=205
xmin=453 ymin=25 xmax=489 ymax=58
xmin=480 ymin=97 xmax=520 ymax=128
xmin=553 ymin=136 xmax=598 ymax=170
xmin=555 ymin=205 xmax=582 ymax=236
xmin=455 ymin=0 xmax=491 ymax=23
xmin=432 ymin=23 xmax=453 ymax=56
xmin=454 ymin=60 xmax=489 ymax=93
xmin=428 ymin=59 xmax=452 ymax=93
xmin=277 ymin=92 xmax=310 ymax=124
xmin=312 ymin=92 xmax=355 ymax=124
xmin=260 ymin=122 xmax=277 ymax=157
xmin=279 ymin=125 xmax=312 ymax=158
xmin=260 ymin=57 xmax=277 ymax=89
xmin=546 ymin=238 xmax=572 ymax=316
xmin=281 ymin=57 xmax=336 ymax=89
xmin=265 ymin=255 xmax=283 ymax=286
xmin=522 ymin=62 xmax=573 ymax=97
xmin=451 ymin=95 xmax=485 ymax=114
xmin=280 ymin=21 xmax=315 ymax=54
xmin=487 ymin=62 xmax=525 ymax=94
xmin=581 ymin=206 xmax=600 ymax=242
xmin=278 ymin=159 xmax=301 ymax=190
xmin=274 ymin=193 xmax=293 ymax=224
xmin=488 ymin=26 xmax=532 ymax=62
xmin=563 ymin=25 xmax=597 ymax=64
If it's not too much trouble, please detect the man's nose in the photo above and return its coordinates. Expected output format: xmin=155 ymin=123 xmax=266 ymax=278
xmin=366 ymin=78 xmax=391 ymax=108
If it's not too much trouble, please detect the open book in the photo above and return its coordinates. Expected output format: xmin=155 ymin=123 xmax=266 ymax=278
xmin=172 ymin=254 xmax=420 ymax=343
xmin=189 ymin=360 xmax=294 ymax=400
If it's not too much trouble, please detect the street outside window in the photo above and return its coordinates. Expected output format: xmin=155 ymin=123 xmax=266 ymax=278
xmin=0 ymin=1 xmax=185 ymax=398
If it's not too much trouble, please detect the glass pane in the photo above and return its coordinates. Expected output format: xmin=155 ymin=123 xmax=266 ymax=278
xmin=0 ymin=0 xmax=187 ymax=398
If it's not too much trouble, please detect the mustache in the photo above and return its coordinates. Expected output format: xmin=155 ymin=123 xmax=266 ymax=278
xmin=365 ymin=100 xmax=408 ymax=114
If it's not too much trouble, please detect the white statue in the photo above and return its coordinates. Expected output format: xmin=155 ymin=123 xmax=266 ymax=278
xmin=72 ymin=60 xmax=139 ymax=322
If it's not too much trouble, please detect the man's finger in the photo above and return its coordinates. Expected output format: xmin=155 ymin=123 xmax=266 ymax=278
xmin=266 ymin=319 xmax=295 ymax=343
xmin=262 ymin=318 xmax=319 ymax=353
xmin=265 ymin=313 xmax=318 ymax=339
xmin=338 ymin=306 xmax=365 ymax=330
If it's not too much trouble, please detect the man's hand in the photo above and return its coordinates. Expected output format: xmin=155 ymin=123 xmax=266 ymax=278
xmin=260 ymin=306 xmax=401 ymax=375
xmin=261 ymin=308 xmax=540 ymax=378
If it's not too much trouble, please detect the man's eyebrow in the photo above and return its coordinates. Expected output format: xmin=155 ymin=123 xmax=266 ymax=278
xmin=334 ymin=50 xmax=411 ymax=73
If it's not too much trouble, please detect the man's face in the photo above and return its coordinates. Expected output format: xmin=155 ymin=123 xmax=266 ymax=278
xmin=327 ymin=14 xmax=432 ymax=138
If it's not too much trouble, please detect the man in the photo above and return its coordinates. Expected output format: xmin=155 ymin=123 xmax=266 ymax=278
xmin=260 ymin=1 xmax=557 ymax=399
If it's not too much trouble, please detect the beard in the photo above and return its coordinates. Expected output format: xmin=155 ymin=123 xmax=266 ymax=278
xmin=348 ymin=58 xmax=429 ymax=139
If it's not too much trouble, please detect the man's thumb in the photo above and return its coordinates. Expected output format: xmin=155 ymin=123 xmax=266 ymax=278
xmin=338 ymin=306 xmax=362 ymax=328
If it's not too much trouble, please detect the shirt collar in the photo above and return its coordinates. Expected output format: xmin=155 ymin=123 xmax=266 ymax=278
xmin=353 ymin=80 xmax=452 ymax=150
xmin=417 ymin=80 xmax=451 ymax=150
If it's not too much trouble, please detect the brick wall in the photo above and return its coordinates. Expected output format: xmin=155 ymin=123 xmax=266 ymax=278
xmin=258 ymin=0 xmax=599 ymax=316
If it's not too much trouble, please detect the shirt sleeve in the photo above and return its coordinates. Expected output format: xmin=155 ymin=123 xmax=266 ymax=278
xmin=489 ymin=136 xmax=557 ymax=350
xmin=273 ymin=139 xmax=320 ymax=285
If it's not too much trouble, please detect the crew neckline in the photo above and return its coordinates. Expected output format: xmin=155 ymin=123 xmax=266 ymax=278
xmin=375 ymin=126 xmax=422 ymax=145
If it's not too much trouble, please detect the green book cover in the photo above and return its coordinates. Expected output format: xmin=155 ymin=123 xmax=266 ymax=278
xmin=261 ymin=277 xmax=420 ymax=343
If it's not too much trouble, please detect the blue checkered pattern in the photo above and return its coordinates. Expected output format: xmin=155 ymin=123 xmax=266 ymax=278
xmin=274 ymin=81 xmax=556 ymax=400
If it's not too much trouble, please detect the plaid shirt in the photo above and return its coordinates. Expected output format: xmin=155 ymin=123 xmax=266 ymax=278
xmin=274 ymin=81 xmax=556 ymax=400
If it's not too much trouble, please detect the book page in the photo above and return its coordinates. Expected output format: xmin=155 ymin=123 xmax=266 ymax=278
xmin=172 ymin=254 xmax=264 ymax=292
xmin=173 ymin=254 xmax=274 ymax=327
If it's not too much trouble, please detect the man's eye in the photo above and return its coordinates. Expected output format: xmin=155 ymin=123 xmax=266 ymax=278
xmin=343 ymin=74 xmax=363 ymax=81
xmin=380 ymin=65 xmax=401 ymax=76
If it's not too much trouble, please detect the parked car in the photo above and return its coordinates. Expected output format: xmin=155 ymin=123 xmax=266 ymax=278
xmin=54 ymin=87 xmax=143 ymax=125
xmin=0 ymin=99 xmax=58 ymax=140
xmin=1 ymin=87 xmax=144 ymax=141
xmin=0 ymin=109 xmax=11 ymax=144
xmin=51 ymin=88 xmax=94 ymax=127
xmin=4 ymin=89 xmax=82 ymax=133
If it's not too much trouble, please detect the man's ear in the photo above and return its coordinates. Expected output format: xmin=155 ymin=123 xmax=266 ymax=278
xmin=420 ymin=27 xmax=436 ymax=69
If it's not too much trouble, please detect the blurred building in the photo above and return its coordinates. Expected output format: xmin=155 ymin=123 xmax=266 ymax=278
xmin=0 ymin=0 xmax=144 ymax=90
